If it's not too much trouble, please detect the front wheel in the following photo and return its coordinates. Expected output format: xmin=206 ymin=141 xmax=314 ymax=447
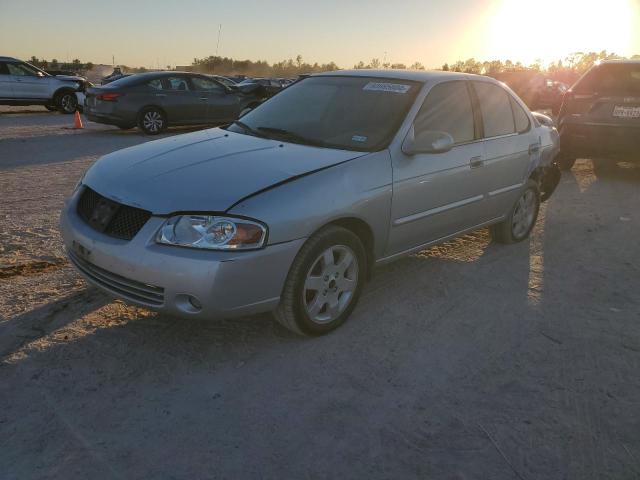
xmin=56 ymin=91 xmax=78 ymax=114
xmin=138 ymin=107 xmax=167 ymax=135
xmin=274 ymin=226 xmax=366 ymax=336
xmin=491 ymin=179 xmax=540 ymax=244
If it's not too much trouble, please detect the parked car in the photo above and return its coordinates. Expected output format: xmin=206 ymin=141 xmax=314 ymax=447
xmin=493 ymin=71 xmax=567 ymax=115
xmin=84 ymin=71 xmax=264 ymax=134
xmin=101 ymin=67 xmax=129 ymax=85
xmin=207 ymin=75 xmax=237 ymax=88
xmin=0 ymin=56 xmax=86 ymax=113
xmin=235 ymin=77 xmax=284 ymax=96
xmin=61 ymin=70 xmax=559 ymax=336
xmin=557 ymin=60 xmax=640 ymax=170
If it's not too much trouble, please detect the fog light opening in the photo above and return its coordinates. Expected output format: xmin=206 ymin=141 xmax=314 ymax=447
xmin=175 ymin=294 xmax=203 ymax=314
xmin=188 ymin=295 xmax=202 ymax=310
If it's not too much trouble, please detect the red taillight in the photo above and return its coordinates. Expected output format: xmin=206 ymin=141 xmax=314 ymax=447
xmin=97 ymin=92 xmax=123 ymax=102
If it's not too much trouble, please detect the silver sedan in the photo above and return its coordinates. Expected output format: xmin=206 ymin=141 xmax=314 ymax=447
xmin=61 ymin=70 xmax=560 ymax=336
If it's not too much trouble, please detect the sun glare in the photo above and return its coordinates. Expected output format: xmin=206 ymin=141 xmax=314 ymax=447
xmin=484 ymin=0 xmax=638 ymax=65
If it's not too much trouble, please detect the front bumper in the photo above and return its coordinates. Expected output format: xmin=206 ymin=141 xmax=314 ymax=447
xmin=60 ymin=191 xmax=305 ymax=319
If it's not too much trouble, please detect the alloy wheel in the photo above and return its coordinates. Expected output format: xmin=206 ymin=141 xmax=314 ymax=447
xmin=512 ymin=189 xmax=537 ymax=238
xmin=303 ymin=245 xmax=359 ymax=324
xmin=60 ymin=93 xmax=77 ymax=113
xmin=143 ymin=111 xmax=164 ymax=133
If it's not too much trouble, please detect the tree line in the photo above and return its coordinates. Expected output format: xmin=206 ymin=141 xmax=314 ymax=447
xmin=26 ymin=50 xmax=639 ymax=81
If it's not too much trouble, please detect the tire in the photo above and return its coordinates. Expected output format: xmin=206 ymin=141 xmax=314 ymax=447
xmin=558 ymin=153 xmax=576 ymax=171
xmin=491 ymin=179 xmax=540 ymax=244
xmin=274 ymin=225 xmax=367 ymax=336
xmin=56 ymin=91 xmax=78 ymax=114
xmin=138 ymin=107 xmax=167 ymax=135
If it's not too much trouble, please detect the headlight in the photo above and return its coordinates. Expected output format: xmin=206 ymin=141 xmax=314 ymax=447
xmin=156 ymin=215 xmax=267 ymax=251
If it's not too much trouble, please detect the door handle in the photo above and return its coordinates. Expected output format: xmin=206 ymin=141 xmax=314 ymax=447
xmin=469 ymin=156 xmax=484 ymax=168
xmin=199 ymin=97 xmax=208 ymax=101
xmin=155 ymin=93 xmax=166 ymax=97
xmin=529 ymin=143 xmax=541 ymax=154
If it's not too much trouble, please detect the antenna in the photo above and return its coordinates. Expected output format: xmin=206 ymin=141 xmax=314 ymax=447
xmin=212 ymin=24 xmax=222 ymax=73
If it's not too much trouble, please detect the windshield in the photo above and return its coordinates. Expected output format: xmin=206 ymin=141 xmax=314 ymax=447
xmin=227 ymin=76 xmax=420 ymax=151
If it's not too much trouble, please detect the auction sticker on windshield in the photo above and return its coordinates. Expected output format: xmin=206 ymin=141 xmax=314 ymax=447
xmin=363 ymin=82 xmax=411 ymax=94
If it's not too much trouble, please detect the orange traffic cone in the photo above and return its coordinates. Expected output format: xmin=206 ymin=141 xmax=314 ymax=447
xmin=73 ymin=111 xmax=83 ymax=129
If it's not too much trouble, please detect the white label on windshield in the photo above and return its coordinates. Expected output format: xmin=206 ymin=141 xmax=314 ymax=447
xmin=363 ymin=82 xmax=411 ymax=94
xmin=351 ymin=135 xmax=368 ymax=143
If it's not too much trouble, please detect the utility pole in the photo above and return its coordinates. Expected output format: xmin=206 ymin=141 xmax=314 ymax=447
xmin=112 ymin=55 xmax=115 ymax=67
xmin=212 ymin=24 xmax=222 ymax=73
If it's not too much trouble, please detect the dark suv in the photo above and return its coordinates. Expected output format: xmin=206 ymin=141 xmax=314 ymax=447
xmin=557 ymin=60 xmax=640 ymax=170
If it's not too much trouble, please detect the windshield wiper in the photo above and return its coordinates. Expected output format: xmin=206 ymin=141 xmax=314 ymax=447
xmin=255 ymin=126 xmax=327 ymax=148
xmin=231 ymin=120 xmax=262 ymax=137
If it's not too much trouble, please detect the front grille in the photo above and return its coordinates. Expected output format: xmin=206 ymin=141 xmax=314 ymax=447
xmin=68 ymin=249 xmax=165 ymax=306
xmin=77 ymin=187 xmax=151 ymax=240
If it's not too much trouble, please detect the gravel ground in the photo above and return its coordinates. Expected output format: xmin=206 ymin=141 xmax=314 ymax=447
xmin=1 ymin=107 xmax=639 ymax=480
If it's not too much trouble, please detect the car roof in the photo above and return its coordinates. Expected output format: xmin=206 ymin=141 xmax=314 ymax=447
xmin=598 ymin=59 xmax=640 ymax=65
xmin=314 ymin=69 xmax=484 ymax=83
xmin=0 ymin=56 xmax=20 ymax=62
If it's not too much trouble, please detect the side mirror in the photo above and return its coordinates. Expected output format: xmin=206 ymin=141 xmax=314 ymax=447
xmin=402 ymin=126 xmax=454 ymax=155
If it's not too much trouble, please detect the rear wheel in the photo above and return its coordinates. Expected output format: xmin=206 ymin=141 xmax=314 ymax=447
xmin=491 ymin=179 xmax=540 ymax=244
xmin=274 ymin=226 xmax=366 ymax=336
xmin=138 ymin=107 xmax=166 ymax=135
xmin=56 ymin=91 xmax=78 ymax=114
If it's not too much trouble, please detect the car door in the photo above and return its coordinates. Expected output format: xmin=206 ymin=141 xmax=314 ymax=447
xmin=471 ymin=81 xmax=538 ymax=219
xmin=190 ymin=76 xmax=240 ymax=123
xmin=159 ymin=75 xmax=200 ymax=124
xmin=0 ymin=62 xmax=14 ymax=98
xmin=6 ymin=61 xmax=50 ymax=99
xmin=387 ymin=80 xmax=488 ymax=256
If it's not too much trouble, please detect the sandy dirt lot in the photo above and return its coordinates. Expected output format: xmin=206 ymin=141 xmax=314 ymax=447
xmin=1 ymin=107 xmax=639 ymax=480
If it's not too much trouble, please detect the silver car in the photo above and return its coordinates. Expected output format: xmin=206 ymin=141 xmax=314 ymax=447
xmin=0 ymin=56 xmax=86 ymax=113
xmin=61 ymin=70 xmax=560 ymax=335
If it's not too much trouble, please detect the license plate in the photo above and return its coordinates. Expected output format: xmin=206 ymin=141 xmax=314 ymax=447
xmin=613 ymin=105 xmax=640 ymax=118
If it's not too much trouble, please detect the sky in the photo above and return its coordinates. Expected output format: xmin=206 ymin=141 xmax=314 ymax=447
xmin=1 ymin=0 xmax=638 ymax=69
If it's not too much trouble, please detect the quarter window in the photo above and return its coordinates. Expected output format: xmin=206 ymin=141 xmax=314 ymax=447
xmin=474 ymin=82 xmax=516 ymax=138
xmin=413 ymin=81 xmax=475 ymax=144
xmin=0 ymin=62 xmax=9 ymax=75
xmin=510 ymin=96 xmax=530 ymax=133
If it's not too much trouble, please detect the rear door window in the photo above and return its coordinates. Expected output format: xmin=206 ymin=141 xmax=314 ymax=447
xmin=413 ymin=81 xmax=475 ymax=144
xmin=164 ymin=76 xmax=190 ymax=91
xmin=147 ymin=79 xmax=164 ymax=90
xmin=474 ymin=82 xmax=516 ymax=138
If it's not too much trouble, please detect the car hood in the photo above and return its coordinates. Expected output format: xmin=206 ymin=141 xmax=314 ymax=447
xmin=54 ymin=75 xmax=86 ymax=82
xmin=83 ymin=128 xmax=367 ymax=214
